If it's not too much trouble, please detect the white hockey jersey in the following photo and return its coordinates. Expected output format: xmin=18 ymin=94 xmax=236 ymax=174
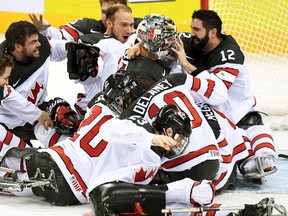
xmin=40 ymin=102 xmax=116 ymax=203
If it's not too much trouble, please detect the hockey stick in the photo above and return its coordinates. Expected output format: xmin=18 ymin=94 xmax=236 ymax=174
xmin=278 ymin=154 xmax=288 ymax=159
xmin=161 ymin=202 xmax=287 ymax=216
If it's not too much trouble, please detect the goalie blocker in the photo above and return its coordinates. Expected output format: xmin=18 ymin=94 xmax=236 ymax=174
xmin=66 ymin=42 xmax=100 ymax=81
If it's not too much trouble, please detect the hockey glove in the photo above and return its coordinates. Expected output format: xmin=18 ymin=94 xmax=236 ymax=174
xmin=66 ymin=42 xmax=100 ymax=81
xmin=190 ymin=180 xmax=216 ymax=206
xmin=40 ymin=97 xmax=80 ymax=136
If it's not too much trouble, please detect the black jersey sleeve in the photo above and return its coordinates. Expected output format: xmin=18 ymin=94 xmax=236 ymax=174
xmin=0 ymin=86 xmax=3 ymax=102
xmin=70 ymin=18 xmax=106 ymax=34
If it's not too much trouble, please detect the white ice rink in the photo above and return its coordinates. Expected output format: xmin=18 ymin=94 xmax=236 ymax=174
xmin=1 ymin=54 xmax=288 ymax=216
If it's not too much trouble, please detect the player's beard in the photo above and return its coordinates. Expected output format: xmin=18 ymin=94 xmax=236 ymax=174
xmin=192 ymin=32 xmax=209 ymax=52
xmin=21 ymin=47 xmax=40 ymax=62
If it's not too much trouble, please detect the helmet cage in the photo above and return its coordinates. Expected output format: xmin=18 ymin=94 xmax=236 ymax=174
xmin=103 ymin=71 xmax=139 ymax=115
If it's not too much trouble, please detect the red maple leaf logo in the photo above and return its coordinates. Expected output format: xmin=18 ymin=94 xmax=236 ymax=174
xmin=134 ymin=167 xmax=157 ymax=182
xmin=27 ymin=81 xmax=44 ymax=104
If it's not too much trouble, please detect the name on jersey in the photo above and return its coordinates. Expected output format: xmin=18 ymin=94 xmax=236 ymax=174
xmin=197 ymin=103 xmax=217 ymax=121
xmin=133 ymin=79 xmax=172 ymax=115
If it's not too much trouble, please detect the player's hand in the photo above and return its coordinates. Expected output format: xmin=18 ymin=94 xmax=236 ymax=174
xmin=28 ymin=14 xmax=51 ymax=30
xmin=126 ymin=43 xmax=141 ymax=59
xmin=171 ymin=37 xmax=187 ymax=64
xmin=38 ymin=111 xmax=54 ymax=130
xmin=152 ymin=134 xmax=177 ymax=151
xmin=172 ymin=37 xmax=197 ymax=74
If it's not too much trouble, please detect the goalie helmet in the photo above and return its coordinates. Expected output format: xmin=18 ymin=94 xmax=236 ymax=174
xmin=103 ymin=70 xmax=144 ymax=115
xmin=153 ymin=104 xmax=192 ymax=158
xmin=136 ymin=14 xmax=178 ymax=61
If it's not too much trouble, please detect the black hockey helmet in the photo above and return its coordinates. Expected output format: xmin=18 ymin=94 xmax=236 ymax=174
xmin=153 ymin=104 xmax=192 ymax=158
xmin=103 ymin=70 xmax=144 ymax=115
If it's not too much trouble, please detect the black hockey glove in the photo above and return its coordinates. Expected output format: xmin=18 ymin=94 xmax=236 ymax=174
xmin=39 ymin=97 xmax=79 ymax=136
xmin=66 ymin=42 xmax=100 ymax=81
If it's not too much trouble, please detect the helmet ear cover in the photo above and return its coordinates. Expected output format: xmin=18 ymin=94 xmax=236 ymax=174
xmin=136 ymin=14 xmax=178 ymax=61
xmin=153 ymin=104 xmax=192 ymax=158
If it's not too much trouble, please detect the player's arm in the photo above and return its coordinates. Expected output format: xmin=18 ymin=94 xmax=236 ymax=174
xmin=1 ymin=85 xmax=53 ymax=130
xmin=29 ymin=14 xmax=84 ymax=42
xmin=99 ymin=116 xmax=175 ymax=150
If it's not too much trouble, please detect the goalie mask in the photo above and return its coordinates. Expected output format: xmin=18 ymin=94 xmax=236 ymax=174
xmin=153 ymin=104 xmax=192 ymax=159
xmin=103 ymin=70 xmax=144 ymax=115
xmin=136 ymin=14 xmax=178 ymax=61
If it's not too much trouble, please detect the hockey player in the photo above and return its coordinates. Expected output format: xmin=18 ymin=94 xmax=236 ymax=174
xmin=118 ymin=72 xmax=250 ymax=194
xmin=0 ymin=53 xmax=53 ymax=133
xmin=172 ymin=10 xmax=276 ymax=183
xmin=67 ymin=4 xmax=137 ymax=118
xmin=118 ymin=14 xmax=181 ymax=82
xmin=0 ymin=75 xmax=214 ymax=208
xmin=0 ymin=21 xmax=78 ymax=142
xmin=87 ymin=104 xmax=216 ymax=216
xmin=126 ymin=10 xmax=276 ymax=184
xmin=86 ymin=73 xmax=282 ymax=216
xmin=29 ymin=0 xmax=142 ymax=42
xmin=0 ymin=45 xmax=53 ymax=140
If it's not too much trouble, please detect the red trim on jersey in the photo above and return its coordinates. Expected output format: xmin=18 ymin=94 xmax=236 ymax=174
xmin=3 ymin=130 xmax=12 ymax=144
xmin=190 ymin=181 xmax=201 ymax=204
xmin=204 ymin=79 xmax=215 ymax=98
xmin=206 ymin=203 xmax=222 ymax=216
xmin=4 ymin=172 xmax=11 ymax=177
xmin=233 ymin=142 xmax=249 ymax=157
xmin=212 ymin=67 xmax=239 ymax=89
xmin=221 ymin=154 xmax=232 ymax=163
xmin=49 ymin=132 xmax=62 ymax=147
xmin=254 ymin=142 xmax=276 ymax=153
xmin=191 ymin=78 xmax=201 ymax=91
xmin=161 ymin=145 xmax=219 ymax=169
xmin=50 ymin=145 xmax=87 ymax=198
xmin=242 ymin=135 xmax=250 ymax=143
xmin=20 ymin=159 xmax=26 ymax=172
xmin=212 ymin=171 xmax=228 ymax=187
xmin=251 ymin=133 xmax=275 ymax=152
xmin=221 ymin=141 xmax=248 ymax=163
xmin=213 ymin=109 xmax=236 ymax=129
xmin=18 ymin=140 xmax=27 ymax=148
xmin=3 ymin=85 xmax=12 ymax=99
xmin=59 ymin=25 xmax=80 ymax=41
xmin=218 ymin=138 xmax=228 ymax=148
xmin=74 ymin=103 xmax=86 ymax=116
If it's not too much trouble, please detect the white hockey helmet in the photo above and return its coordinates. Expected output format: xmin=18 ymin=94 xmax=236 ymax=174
xmin=136 ymin=14 xmax=178 ymax=61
